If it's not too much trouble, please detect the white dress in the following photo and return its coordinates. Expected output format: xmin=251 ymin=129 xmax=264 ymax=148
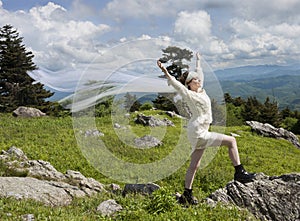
xmin=168 ymin=76 xmax=220 ymax=150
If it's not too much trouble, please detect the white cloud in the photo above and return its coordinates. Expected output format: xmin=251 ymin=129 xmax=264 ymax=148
xmin=174 ymin=10 xmax=212 ymax=45
xmin=0 ymin=2 xmax=111 ymax=70
xmin=230 ymin=38 xmax=254 ymax=53
xmin=101 ymin=0 xmax=237 ymax=20
xmin=272 ymin=23 xmax=300 ymax=38
xmin=172 ymin=9 xmax=231 ymax=62
xmin=229 ymin=19 xmax=264 ymax=37
xmin=224 ymin=17 xmax=300 ymax=66
xmin=236 ymin=0 xmax=300 ymax=24
xmin=102 ymin=0 xmax=175 ymax=19
xmin=209 ymin=38 xmax=228 ymax=54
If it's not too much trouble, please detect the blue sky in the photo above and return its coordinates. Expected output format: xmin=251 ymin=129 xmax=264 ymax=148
xmin=1 ymin=0 xmax=300 ymax=91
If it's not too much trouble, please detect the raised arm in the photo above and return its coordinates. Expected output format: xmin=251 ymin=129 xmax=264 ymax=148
xmin=195 ymin=52 xmax=204 ymax=88
xmin=157 ymin=60 xmax=189 ymax=96
xmin=157 ymin=60 xmax=172 ymax=80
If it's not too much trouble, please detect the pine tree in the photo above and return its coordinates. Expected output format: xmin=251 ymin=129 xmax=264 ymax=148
xmin=0 ymin=24 xmax=53 ymax=112
xmin=152 ymin=94 xmax=177 ymax=112
xmin=241 ymin=96 xmax=262 ymax=122
xmin=259 ymin=97 xmax=281 ymax=127
xmin=124 ymin=92 xmax=141 ymax=112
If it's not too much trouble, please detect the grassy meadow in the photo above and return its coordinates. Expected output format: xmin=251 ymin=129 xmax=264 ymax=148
xmin=0 ymin=111 xmax=299 ymax=220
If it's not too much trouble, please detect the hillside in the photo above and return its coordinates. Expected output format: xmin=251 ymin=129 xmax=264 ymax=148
xmin=215 ymin=64 xmax=300 ymax=110
xmin=0 ymin=112 xmax=299 ymax=220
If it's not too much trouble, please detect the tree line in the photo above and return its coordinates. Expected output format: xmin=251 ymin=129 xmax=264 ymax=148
xmin=224 ymin=93 xmax=300 ymax=134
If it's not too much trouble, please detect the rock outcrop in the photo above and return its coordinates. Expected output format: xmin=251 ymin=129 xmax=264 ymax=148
xmin=0 ymin=177 xmax=86 ymax=206
xmin=246 ymin=121 xmax=300 ymax=149
xmin=135 ymin=114 xmax=174 ymax=127
xmin=13 ymin=106 xmax=46 ymax=117
xmin=207 ymin=173 xmax=300 ymax=221
xmin=0 ymin=146 xmax=106 ymax=206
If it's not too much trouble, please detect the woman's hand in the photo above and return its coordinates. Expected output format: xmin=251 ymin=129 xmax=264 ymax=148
xmin=157 ymin=60 xmax=172 ymax=80
xmin=157 ymin=60 xmax=167 ymax=73
xmin=196 ymin=52 xmax=201 ymax=60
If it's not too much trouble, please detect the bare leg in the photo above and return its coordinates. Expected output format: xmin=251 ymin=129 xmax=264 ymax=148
xmin=207 ymin=133 xmax=256 ymax=183
xmin=185 ymin=148 xmax=205 ymax=189
xmin=185 ymin=134 xmax=242 ymax=190
xmin=220 ymin=135 xmax=241 ymax=166
xmin=206 ymin=133 xmax=241 ymax=166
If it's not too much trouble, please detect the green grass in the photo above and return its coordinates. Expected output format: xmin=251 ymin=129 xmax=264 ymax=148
xmin=0 ymin=111 xmax=299 ymax=220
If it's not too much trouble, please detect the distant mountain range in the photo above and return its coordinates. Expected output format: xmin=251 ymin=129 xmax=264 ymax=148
xmin=214 ymin=64 xmax=300 ymax=110
xmin=48 ymin=64 xmax=300 ymax=111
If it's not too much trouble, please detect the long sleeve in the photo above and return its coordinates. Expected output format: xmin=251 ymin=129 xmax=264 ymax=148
xmin=195 ymin=59 xmax=204 ymax=89
xmin=167 ymin=76 xmax=190 ymax=98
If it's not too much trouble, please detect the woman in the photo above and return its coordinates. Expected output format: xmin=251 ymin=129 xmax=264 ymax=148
xmin=157 ymin=53 xmax=256 ymax=205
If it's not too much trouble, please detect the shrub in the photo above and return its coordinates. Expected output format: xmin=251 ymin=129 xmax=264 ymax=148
xmin=144 ymin=188 xmax=179 ymax=215
xmin=139 ymin=102 xmax=153 ymax=111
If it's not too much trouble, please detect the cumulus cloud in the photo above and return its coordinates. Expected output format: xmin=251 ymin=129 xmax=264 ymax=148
xmin=236 ymin=0 xmax=300 ymax=24
xmin=102 ymin=0 xmax=173 ymax=20
xmin=174 ymin=10 xmax=212 ymax=44
xmin=0 ymin=2 xmax=111 ymax=70
xmin=172 ymin=10 xmax=230 ymax=63
xmin=101 ymin=0 xmax=237 ymax=20
xmin=226 ymin=17 xmax=300 ymax=65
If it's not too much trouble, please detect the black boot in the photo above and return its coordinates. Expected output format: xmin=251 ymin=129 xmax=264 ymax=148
xmin=179 ymin=188 xmax=198 ymax=205
xmin=234 ymin=164 xmax=256 ymax=183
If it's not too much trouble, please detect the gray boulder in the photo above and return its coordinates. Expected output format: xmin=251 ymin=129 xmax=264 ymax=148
xmin=96 ymin=199 xmax=123 ymax=216
xmin=246 ymin=121 xmax=300 ymax=149
xmin=134 ymin=135 xmax=162 ymax=148
xmin=13 ymin=106 xmax=46 ymax=117
xmin=135 ymin=114 xmax=174 ymax=127
xmin=207 ymin=173 xmax=300 ymax=221
xmin=122 ymin=183 xmax=160 ymax=196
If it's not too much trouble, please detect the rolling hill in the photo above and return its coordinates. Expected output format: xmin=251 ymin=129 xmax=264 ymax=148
xmin=215 ymin=64 xmax=300 ymax=110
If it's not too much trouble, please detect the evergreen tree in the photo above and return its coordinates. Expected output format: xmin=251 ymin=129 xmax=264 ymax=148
xmin=0 ymin=24 xmax=53 ymax=112
xmin=280 ymin=106 xmax=293 ymax=119
xmin=232 ymin=97 xmax=245 ymax=107
xmin=95 ymin=96 xmax=114 ymax=117
xmin=291 ymin=119 xmax=300 ymax=134
xmin=152 ymin=94 xmax=177 ymax=112
xmin=259 ymin=97 xmax=281 ymax=127
xmin=124 ymin=92 xmax=141 ymax=112
xmin=241 ymin=96 xmax=262 ymax=122
xmin=224 ymin=92 xmax=233 ymax=104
